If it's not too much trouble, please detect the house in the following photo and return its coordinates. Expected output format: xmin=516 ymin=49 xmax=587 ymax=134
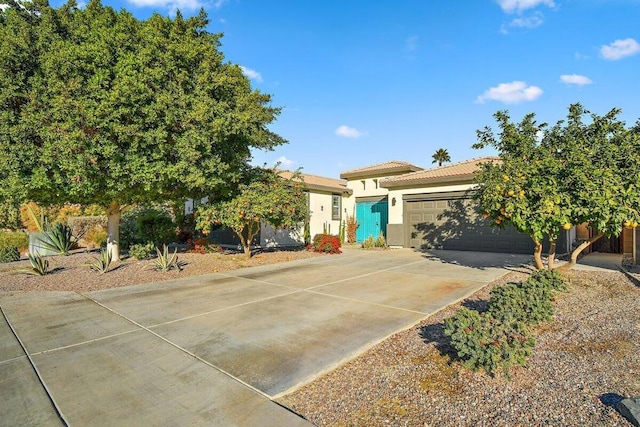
xmin=187 ymin=171 xmax=352 ymax=249
xmin=339 ymin=161 xmax=423 ymax=243
xmin=341 ymin=157 xmax=566 ymax=255
xmin=262 ymin=171 xmax=352 ymax=247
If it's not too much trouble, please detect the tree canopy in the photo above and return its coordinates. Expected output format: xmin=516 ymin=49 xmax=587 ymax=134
xmin=473 ymin=104 xmax=640 ymax=270
xmin=195 ymin=169 xmax=307 ymax=258
xmin=432 ymin=148 xmax=451 ymax=167
xmin=0 ymin=0 xmax=285 ymax=258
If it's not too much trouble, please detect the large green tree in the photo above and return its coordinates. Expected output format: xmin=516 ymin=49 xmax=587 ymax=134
xmin=0 ymin=0 xmax=285 ymax=259
xmin=473 ymin=104 xmax=640 ymax=270
xmin=195 ymin=169 xmax=307 ymax=258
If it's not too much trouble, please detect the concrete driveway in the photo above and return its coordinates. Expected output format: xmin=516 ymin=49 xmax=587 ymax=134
xmin=0 ymin=248 xmax=529 ymax=426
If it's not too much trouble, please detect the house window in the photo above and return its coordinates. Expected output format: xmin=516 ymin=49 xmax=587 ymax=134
xmin=332 ymin=194 xmax=341 ymax=220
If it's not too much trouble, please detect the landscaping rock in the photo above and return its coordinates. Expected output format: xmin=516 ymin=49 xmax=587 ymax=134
xmin=617 ymin=397 xmax=640 ymax=427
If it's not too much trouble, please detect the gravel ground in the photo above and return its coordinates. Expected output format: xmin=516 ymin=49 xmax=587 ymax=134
xmin=0 ymin=248 xmax=321 ymax=292
xmin=279 ymin=269 xmax=640 ymax=427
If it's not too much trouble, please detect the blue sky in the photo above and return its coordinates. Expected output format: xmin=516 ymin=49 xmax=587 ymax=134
xmin=49 ymin=0 xmax=640 ymax=178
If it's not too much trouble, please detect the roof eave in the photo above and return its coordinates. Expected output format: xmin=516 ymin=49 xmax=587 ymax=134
xmin=380 ymin=173 xmax=476 ymax=188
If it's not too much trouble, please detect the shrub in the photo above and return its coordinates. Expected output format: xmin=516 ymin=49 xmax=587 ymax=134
xmin=444 ymin=271 xmax=567 ymax=377
xmin=444 ymin=308 xmax=535 ymax=377
xmin=0 ymin=246 xmax=20 ymax=263
xmin=121 ymin=205 xmax=176 ymax=248
xmin=346 ymin=214 xmax=358 ymax=243
xmin=84 ymin=226 xmax=108 ymax=248
xmin=488 ymin=281 xmax=554 ymax=326
xmin=129 ymin=242 xmax=156 ymax=260
xmin=310 ymin=234 xmax=342 ymax=254
xmin=0 ymin=231 xmax=29 ymax=252
xmin=0 ymin=199 xmax=22 ymax=230
xmin=361 ymin=235 xmax=375 ymax=249
xmin=189 ymin=237 xmax=221 ymax=254
xmin=361 ymin=233 xmax=387 ymax=249
xmin=67 ymin=216 xmax=107 ymax=242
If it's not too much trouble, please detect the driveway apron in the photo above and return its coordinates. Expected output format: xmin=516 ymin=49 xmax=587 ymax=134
xmin=0 ymin=248 xmax=529 ymax=425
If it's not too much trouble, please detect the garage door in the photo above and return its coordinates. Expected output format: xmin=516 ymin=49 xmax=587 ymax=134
xmin=404 ymin=196 xmax=532 ymax=254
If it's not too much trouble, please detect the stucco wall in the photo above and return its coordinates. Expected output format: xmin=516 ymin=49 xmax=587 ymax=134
xmin=385 ymin=183 xmax=475 ymax=224
xmin=308 ymin=190 xmax=345 ymax=237
xmin=343 ymin=174 xmax=401 ymax=221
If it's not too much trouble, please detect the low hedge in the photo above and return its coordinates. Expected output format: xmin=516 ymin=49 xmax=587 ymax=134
xmin=0 ymin=231 xmax=29 ymax=252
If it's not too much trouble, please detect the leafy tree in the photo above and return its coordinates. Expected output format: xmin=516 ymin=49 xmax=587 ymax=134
xmin=0 ymin=0 xmax=285 ymax=259
xmin=195 ymin=169 xmax=307 ymax=258
xmin=432 ymin=148 xmax=451 ymax=167
xmin=473 ymin=104 xmax=640 ymax=270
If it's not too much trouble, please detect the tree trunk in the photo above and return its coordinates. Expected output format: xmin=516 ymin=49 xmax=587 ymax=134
xmin=532 ymin=238 xmax=544 ymax=270
xmin=547 ymin=240 xmax=557 ymax=270
xmin=556 ymin=231 xmax=604 ymax=272
xmin=106 ymin=201 xmax=121 ymax=261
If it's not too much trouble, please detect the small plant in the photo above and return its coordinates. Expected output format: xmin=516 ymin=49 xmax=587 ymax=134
xmin=309 ymin=234 xmax=342 ymax=254
xmin=38 ymin=222 xmax=76 ymax=255
xmin=84 ymin=226 xmax=108 ymax=248
xmin=0 ymin=246 xmax=20 ymax=263
xmin=86 ymin=249 xmax=113 ymax=274
xmin=374 ymin=232 xmax=387 ymax=248
xmin=361 ymin=235 xmax=375 ymax=249
xmin=129 ymin=242 xmax=156 ymax=260
xmin=16 ymin=253 xmax=51 ymax=276
xmin=346 ymin=214 xmax=358 ymax=243
xmin=339 ymin=220 xmax=346 ymax=244
xmin=151 ymin=244 xmax=184 ymax=272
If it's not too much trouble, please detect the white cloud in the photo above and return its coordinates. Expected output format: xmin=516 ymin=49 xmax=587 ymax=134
xmin=497 ymin=0 xmax=555 ymax=13
xmin=600 ymin=38 xmax=640 ymax=60
xmin=240 ymin=66 xmax=263 ymax=83
xmin=476 ymin=81 xmax=543 ymax=104
xmin=508 ymin=13 xmax=543 ymax=29
xmin=127 ymin=0 xmax=202 ymax=11
xmin=560 ymin=74 xmax=593 ymax=86
xmin=404 ymin=35 xmax=419 ymax=52
xmin=213 ymin=0 xmax=227 ymax=8
xmin=275 ymin=156 xmax=295 ymax=167
xmin=335 ymin=125 xmax=364 ymax=138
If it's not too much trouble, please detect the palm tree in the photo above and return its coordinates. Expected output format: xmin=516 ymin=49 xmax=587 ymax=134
xmin=432 ymin=148 xmax=451 ymax=167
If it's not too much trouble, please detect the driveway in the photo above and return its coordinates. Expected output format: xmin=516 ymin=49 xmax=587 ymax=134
xmin=0 ymin=248 xmax=529 ymax=426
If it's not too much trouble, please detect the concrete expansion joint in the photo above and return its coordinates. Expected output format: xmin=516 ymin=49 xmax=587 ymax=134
xmin=304 ymin=289 xmax=427 ymax=315
xmin=76 ymin=292 xmax=276 ymax=402
xmin=305 ymin=258 xmax=431 ymax=291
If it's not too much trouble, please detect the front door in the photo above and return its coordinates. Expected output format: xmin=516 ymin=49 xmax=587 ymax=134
xmin=355 ymin=200 xmax=388 ymax=243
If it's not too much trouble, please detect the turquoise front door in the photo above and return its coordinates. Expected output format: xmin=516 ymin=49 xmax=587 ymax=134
xmin=355 ymin=200 xmax=389 ymax=243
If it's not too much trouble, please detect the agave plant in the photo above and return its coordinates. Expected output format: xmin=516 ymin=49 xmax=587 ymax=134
xmin=38 ymin=223 xmax=76 ymax=256
xmin=86 ymin=248 xmax=112 ymax=274
xmin=151 ymin=244 xmax=184 ymax=272
xmin=15 ymin=253 xmax=50 ymax=276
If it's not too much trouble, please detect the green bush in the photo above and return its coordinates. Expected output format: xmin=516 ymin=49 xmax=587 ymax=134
xmin=361 ymin=233 xmax=387 ymax=249
xmin=129 ymin=242 xmax=156 ymax=260
xmin=38 ymin=222 xmax=76 ymax=255
xmin=121 ymin=205 xmax=176 ymax=248
xmin=0 ymin=246 xmax=20 ymax=263
xmin=310 ymin=234 xmax=341 ymax=254
xmin=444 ymin=270 xmax=567 ymax=377
xmin=444 ymin=308 xmax=535 ymax=376
xmin=488 ymin=281 xmax=553 ymax=326
xmin=0 ymin=231 xmax=29 ymax=252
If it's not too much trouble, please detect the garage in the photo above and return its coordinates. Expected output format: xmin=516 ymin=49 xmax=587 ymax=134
xmin=403 ymin=192 xmax=534 ymax=254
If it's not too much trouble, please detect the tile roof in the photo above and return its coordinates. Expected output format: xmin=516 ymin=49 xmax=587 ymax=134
xmin=339 ymin=161 xmax=423 ymax=179
xmin=380 ymin=156 xmax=499 ymax=187
xmin=278 ymin=170 xmax=352 ymax=194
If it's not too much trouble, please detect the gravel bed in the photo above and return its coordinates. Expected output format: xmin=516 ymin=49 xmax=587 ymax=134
xmin=279 ymin=269 xmax=640 ymax=426
xmin=0 ymin=249 xmax=321 ymax=292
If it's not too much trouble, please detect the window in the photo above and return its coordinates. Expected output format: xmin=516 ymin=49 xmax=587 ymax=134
xmin=332 ymin=194 xmax=341 ymax=220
